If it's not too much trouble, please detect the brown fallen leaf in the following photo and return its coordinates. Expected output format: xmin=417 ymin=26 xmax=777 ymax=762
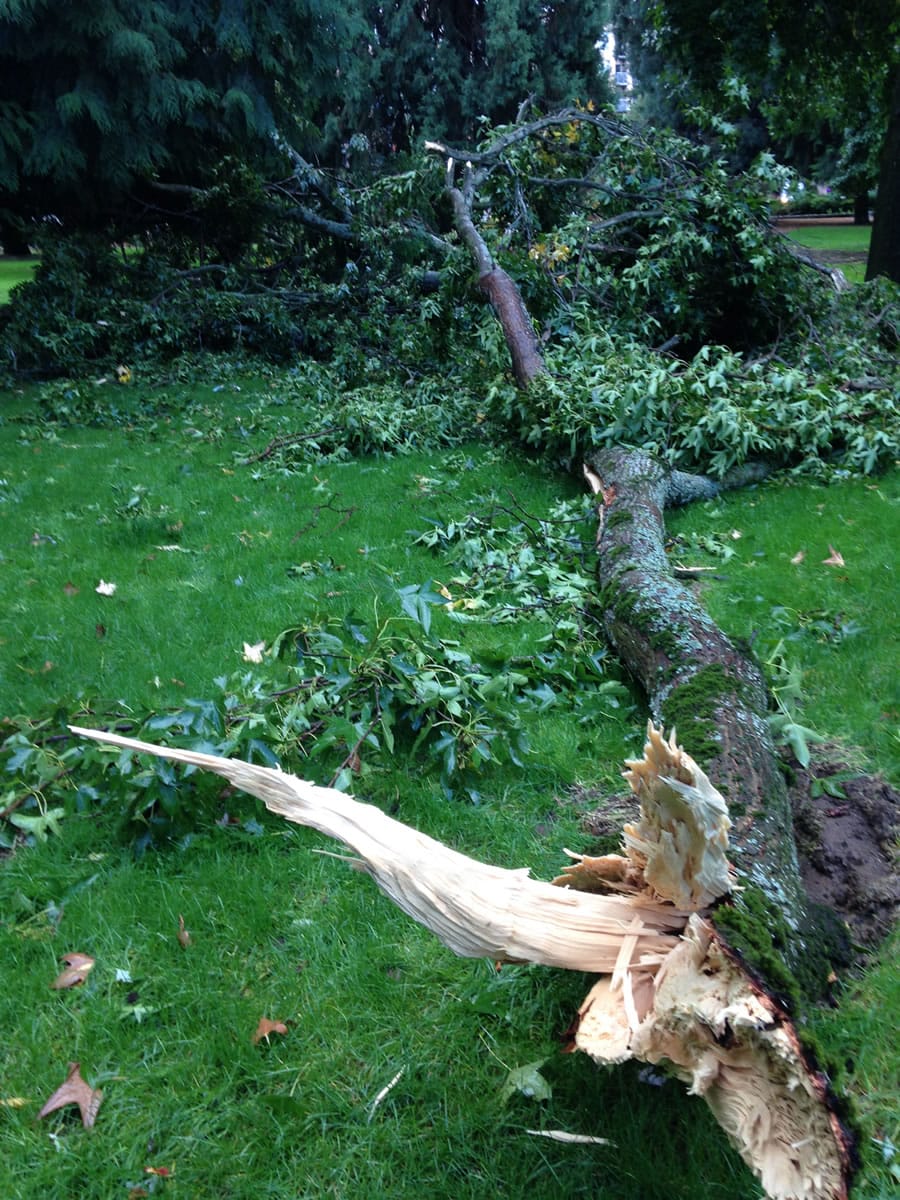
xmin=177 ymin=914 xmax=191 ymax=948
xmin=37 ymin=1062 xmax=103 ymax=1128
xmin=822 ymin=545 xmax=845 ymax=567
xmin=51 ymin=952 xmax=95 ymax=990
xmin=63 ymin=581 xmax=80 ymax=596
xmin=144 ymin=1165 xmax=175 ymax=1178
xmin=790 ymin=549 xmax=805 ymax=565
xmin=252 ymin=1017 xmax=288 ymax=1045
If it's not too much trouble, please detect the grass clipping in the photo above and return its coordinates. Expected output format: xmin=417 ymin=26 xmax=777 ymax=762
xmin=71 ymin=721 xmax=851 ymax=1200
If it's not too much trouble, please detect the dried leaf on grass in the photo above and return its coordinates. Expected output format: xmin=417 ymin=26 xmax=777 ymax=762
xmin=822 ymin=545 xmax=845 ymax=567
xmin=51 ymin=952 xmax=95 ymax=989
xmin=242 ymin=640 xmax=266 ymax=663
xmin=252 ymin=1017 xmax=288 ymax=1045
xmin=177 ymin=914 xmax=191 ymax=948
xmin=37 ymin=1062 xmax=103 ymax=1128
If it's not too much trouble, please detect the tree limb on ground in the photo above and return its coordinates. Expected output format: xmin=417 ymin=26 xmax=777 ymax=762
xmin=419 ymin=135 xmax=859 ymax=1199
xmin=69 ymin=722 xmax=854 ymax=1200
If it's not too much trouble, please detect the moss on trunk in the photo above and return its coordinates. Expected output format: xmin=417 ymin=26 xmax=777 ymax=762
xmin=586 ymin=446 xmax=839 ymax=1001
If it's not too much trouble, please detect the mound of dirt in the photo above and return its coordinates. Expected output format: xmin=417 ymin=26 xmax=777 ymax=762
xmin=573 ymin=756 xmax=898 ymax=948
xmin=788 ymin=755 xmax=898 ymax=946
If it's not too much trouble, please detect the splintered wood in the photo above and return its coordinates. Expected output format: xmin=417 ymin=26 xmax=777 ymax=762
xmin=70 ymin=721 xmax=852 ymax=1200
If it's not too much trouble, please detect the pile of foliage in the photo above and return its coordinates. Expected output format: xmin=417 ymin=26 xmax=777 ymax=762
xmin=2 ymin=108 xmax=897 ymax=480
xmin=0 ymin=472 xmax=629 ymax=851
xmin=490 ymin=281 xmax=898 ymax=478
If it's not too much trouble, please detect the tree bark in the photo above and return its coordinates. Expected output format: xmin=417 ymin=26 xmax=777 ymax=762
xmin=584 ymin=450 xmax=806 ymax=929
xmin=434 ymin=143 xmax=831 ymax=959
xmin=446 ymin=184 xmax=546 ymax=387
xmin=867 ymin=63 xmax=900 ymax=283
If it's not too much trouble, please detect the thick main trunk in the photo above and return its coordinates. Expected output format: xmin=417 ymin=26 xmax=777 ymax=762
xmin=867 ymin=63 xmax=900 ymax=283
xmin=586 ymin=449 xmax=805 ymax=929
xmin=438 ymin=150 xmax=843 ymax=999
xmin=429 ymin=151 xmax=856 ymax=1195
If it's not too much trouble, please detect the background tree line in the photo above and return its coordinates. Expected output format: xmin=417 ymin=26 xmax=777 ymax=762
xmin=0 ymin=0 xmax=896 ymax=282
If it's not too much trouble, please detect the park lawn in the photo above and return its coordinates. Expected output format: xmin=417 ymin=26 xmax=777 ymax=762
xmin=1 ymin=373 xmax=897 ymax=1198
xmin=783 ymin=225 xmax=873 ymax=254
xmin=0 ymin=256 xmax=38 ymax=304
xmin=778 ymin=223 xmax=872 ymax=284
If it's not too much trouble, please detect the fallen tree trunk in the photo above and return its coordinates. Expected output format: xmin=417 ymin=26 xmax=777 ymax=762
xmin=70 ymin=722 xmax=854 ymax=1200
xmin=428 ymin=136 xmax=838 ymax=987
xmin=583 ymin=450 xmax=808 ymax=939
xmin=417 ymin=138 xmax=858 ymax=1198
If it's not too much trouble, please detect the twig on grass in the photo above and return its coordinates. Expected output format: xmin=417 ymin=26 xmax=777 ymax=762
xmin=241 ymin=429 xmax=337 ymax=464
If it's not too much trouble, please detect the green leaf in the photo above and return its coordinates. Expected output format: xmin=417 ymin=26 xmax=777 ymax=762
xmin=8 ymin=806 xmax=65 ymax=841
xmin=499 ymin=1061 xmax=552 ymax=1106
xmin=397 ymin=581 xmax=446 ymax=635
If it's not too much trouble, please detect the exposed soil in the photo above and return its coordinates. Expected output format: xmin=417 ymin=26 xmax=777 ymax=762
xmin=789 ymin=752 xmax=898 ymax=946
xmin=572 ymin=752 xmax=898 ymax=948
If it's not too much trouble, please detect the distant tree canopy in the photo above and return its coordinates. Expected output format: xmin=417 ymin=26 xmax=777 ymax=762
xmin=611 ymin=0 xmax=900 ymax=281
xmin=0 ymin=0 xmax=610 ymax=244
xmin=336 ymin=0 xmax=611 ymax=154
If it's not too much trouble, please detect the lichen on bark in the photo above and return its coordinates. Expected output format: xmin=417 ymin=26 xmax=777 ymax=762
xmin=585 ymin=446 xmax=821 ymax=993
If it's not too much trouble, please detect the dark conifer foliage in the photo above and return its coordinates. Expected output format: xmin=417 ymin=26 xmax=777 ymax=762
xmin=337 ymin=1 xmax=610 ymax=152
xmin=0 ymin=0 xmax=360 ymax=231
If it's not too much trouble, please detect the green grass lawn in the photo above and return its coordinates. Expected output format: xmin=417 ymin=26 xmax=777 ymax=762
xmin=778 ymin=223 xmax=872 ymax=284
xmin=0 ymin=256 xmax=38 ymax=304
xmin=782 ymin=225 xmax=873 ymax=254
xmin=1 ymin=374 xmax=897 ymax=1199
xmin=666 ymin=473 xmax=900 ymax=777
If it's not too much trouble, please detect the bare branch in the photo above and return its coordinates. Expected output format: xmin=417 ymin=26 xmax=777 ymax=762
xmin=781 ymin=241 xmax=851 ymax=292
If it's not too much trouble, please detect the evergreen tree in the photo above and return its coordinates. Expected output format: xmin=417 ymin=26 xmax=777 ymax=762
xmin=0 ymin=0 xmax=360 ymax=234
xmin=339 ymin=1 xmax=611 ymax=153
